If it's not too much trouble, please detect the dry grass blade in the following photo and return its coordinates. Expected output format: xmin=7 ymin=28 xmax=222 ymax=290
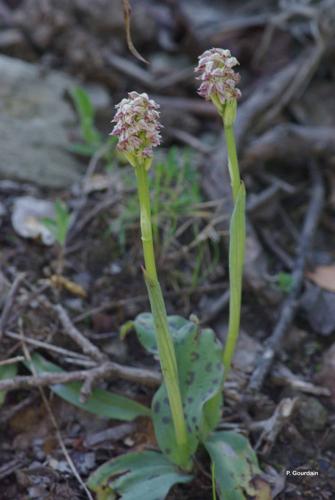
xmin=122 ymin=0 xmax=148 ymax=64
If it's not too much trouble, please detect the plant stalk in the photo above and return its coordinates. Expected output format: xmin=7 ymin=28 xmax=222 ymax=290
xmin=224 ymin=125 xmax=240 ymax=203
xmin=222 ymin=122 xmax=246 ymax=377
xmin=135 ymin=162 xmax=189 ymax=464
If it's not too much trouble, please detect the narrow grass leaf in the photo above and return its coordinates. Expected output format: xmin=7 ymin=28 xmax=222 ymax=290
xmin=0 ymin=363 xmax=18 ymax=406
xmin=70 ymin=86 xmax=101 ymax=146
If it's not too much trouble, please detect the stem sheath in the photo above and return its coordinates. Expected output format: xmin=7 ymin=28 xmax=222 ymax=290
xmin=222 ymin=121 xmax=246 ymax=377
xmin=224 ymin=125 xmax=240 ymax=202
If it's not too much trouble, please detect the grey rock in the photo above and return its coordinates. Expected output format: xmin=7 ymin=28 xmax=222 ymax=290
xmin=0 ymin=55 xmax=83 ymax=188
xmin=297 ymin=396 xmax=328 ymax=432
xmin=300 ymin=283 xmax=335 ymax=335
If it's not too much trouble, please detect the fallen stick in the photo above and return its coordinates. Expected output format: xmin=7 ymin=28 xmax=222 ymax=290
xmin=0 ymin=360 xmax=161 ymax=393
xmin=250 ymin=397 xmax=298 ymax=456
xmin=243 ymin=124 xmax=335 ymax=167
xmin=0 ymin=356 xmax=24 ymax=367
xmin=247 ymin=164 xmax=324 ymax=392
xmin=54 ymin=304 xmax=106 ymax=363
xmin=0 ymin=273 xmax=25 ymax=340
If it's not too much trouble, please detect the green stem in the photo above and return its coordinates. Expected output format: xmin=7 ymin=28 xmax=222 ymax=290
xmin=135 ymin=162 xmax=189 ymax=464
xmin=224 ymin=125 xmax=240 ymax=203
xmin=222 ymin=122 xmax=246 ymax=377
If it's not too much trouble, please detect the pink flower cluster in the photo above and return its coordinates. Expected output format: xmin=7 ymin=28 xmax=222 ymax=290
xmin=111 ymin=91 xmax=162 ymax=160
xmin=195 ymin=48 xmax=241 ymax=106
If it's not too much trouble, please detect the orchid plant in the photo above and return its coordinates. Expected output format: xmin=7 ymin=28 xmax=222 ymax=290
xmin=88 ymin=52 xmax=270 ymax=500
xmin=195 ymin=48 xmax=246 ymax=376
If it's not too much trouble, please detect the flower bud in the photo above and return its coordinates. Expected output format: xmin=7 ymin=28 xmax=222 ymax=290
xmin=111 ymin=92 xmax=162 ymax=169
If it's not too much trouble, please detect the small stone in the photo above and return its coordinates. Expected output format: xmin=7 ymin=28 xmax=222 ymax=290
xmin=11 ymin=196 xmax=55 ymax=245
xmin=297 ymin=396 xmax=328 ymax=432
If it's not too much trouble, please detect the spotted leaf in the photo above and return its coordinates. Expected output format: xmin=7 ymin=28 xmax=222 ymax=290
xmin=135 ymin=314 xmax=224 ymax=467
xmin=87 ymin=450 xmax=192 ymax=500
xmin=204 ymin=431 xmax=271 ymax=500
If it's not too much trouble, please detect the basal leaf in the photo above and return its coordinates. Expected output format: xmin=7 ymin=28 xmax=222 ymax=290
xmin=135 ymin=315 xmax=224 ymax=467
xmin=0 ymin=363 xmax=18 ymax=406
xmin=27 ymin=353 xmax=150 ymax=421
xmin=204 ymin=431 xmax=271 ymax=500
xmin=87 ymin=450 xmax=192 ymax=500
xmin=134 ymin=313 xmax=189 ymax=354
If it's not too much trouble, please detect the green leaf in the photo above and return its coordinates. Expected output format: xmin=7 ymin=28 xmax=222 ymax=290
xmin=134 ymin=313 xmax=189 ymax=354
xmin=41 ymin=200 xmax=71 ymax=246
xmin=211 ymin=462 xmax=217 ymax=500
xmin=276 ymin=272 xmax=293 ymax=293
xmin=0 ymin=363 xmax=18 ymax=406
xmin=204 ymin=431 xmax=271 ymax=500
xmin=41 ymin=217 xmax=56 ymax=233
xmin=87 ymin=450 xmax=192 ymax=500
xmin=68 ymin=142 xmax=99 ymax=156
xmin=70 ymin=86 xmax=101 ymax=146
xmin=54 ymin=200 xmax=70 ymax=246
xmin=223 ymin=183 xmax=246 ymax=372
xmin=27 ymin=353 xmax=150 ymax=421
xmin=134 ymin=314 xmax=224 ymax=467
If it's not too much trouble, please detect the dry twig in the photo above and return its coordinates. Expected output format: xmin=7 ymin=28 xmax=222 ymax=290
xmin=244 ymin=125 xmax=335 ymax=167
xmin=0 ymin=273 xmax=25 ymax=340
xmin=0 ymin=356 xmax=24 ymax=367
xmin=19 ymin=326 xmax=94 ymax=500
xmin=122 ymin=0 xmax=148 ymax=64
xmin=248 ymin=165 xmax=324 ymax=392
xmin=250 ymin=397 xmax=298 ymax=456
xmin=54 ymin=304 xmax=106 ymax=363
xmin=0 ymin=360 xmax=161 ymax=394
xmin=5 ymin=330 xmax=91 ymax=362
xmin=271 ymin=364 xmax=330 ymax=397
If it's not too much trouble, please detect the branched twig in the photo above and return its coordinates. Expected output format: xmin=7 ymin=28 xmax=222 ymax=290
xmin=54 ymin=304 xmax=106 ymax=363
xmin=244 ymin=125 xmax=335 ymax=167
xmin=250 ymin=397 xmax=298 ymax=456
xmin=247 ymin=164 xmax=324 ymax=392
xmin=0 ymin=360 xmax=161 ymax=393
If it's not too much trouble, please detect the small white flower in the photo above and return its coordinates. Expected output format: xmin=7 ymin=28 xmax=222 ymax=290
xmin=111 ymin=92 xmax=162 ymax=163
xmin=195 ymin=48 xmax=241 ymax=107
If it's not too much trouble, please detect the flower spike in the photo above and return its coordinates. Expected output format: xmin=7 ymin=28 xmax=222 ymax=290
xmin=195 ymin=48 xmax=241 ymax=119
xmin=111 ymin=91 xmax=162 ymax=169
